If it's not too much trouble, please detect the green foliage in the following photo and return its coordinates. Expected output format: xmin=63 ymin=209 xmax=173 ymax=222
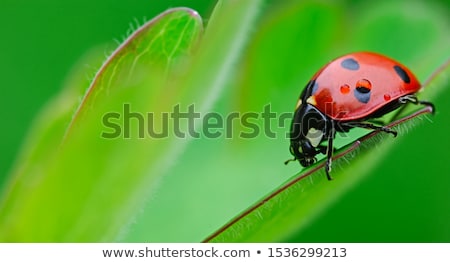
xmin=0 ymin=0 xmax=449 ymax=242
xmin=0 ymin=8 xmax=204 ymax=241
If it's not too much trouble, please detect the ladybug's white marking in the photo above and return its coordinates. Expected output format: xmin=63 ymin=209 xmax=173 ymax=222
xmin=306 ymin=128 xmax=323 ymax=147
xmin=306 ymin=96 xmax=317 ymax=106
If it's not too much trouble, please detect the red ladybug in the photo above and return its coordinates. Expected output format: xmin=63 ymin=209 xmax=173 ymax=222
xmin=285 ymin=51 xmax=433 ymax=180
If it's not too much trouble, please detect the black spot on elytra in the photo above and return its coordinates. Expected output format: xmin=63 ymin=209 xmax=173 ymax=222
xmin=341 ymin=58 xmax=360 ymax=70
xmin=354 ymin=86 xmax=371 ymax=103
xmin=393 ymin=65 xmax=410 ymax=83
xmin=356 ymin=86 xmax=370 ymax=93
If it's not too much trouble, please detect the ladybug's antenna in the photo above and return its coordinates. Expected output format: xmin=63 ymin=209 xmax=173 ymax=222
xmin=284 ymin=158 xmax=296 ymax=165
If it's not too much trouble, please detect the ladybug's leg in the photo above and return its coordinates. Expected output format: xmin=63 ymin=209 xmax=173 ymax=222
xmin=316 ymin=145 xmax=328 ymax=155
xmin=343 ymin=122 xmax=398 ymax=137
xmin=390 ymin=95 xmax=435 ymax=121
xmin=324 ymin=124 xmax=335 ymax=181
xmin=399 ymin=94 xmax=435 ymax=113
xmin=325 ymin=135 xmax=334 ymax=181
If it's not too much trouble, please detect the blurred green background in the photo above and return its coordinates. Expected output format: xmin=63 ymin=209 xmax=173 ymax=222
xmin=1 ymin=0 xmax=449 ymax=242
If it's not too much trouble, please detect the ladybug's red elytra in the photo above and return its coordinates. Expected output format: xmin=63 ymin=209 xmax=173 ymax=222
xmin=285 ymin=51 xmax=434 ymax=180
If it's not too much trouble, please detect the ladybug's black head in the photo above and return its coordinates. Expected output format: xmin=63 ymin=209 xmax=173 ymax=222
xmin=289 ymin=139 xmax=317 ymax=167
xmin=287 ymin=103 xmax=331 ymax=168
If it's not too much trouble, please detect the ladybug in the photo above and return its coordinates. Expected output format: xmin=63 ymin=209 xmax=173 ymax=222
xmin=285 ymin=51 xmax=434 ymax=180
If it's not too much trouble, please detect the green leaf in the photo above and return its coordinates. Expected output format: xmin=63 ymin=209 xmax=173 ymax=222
xmin=2 ymin=0 xmax=448 ymax=243
xmin=202 ymin=0 xmax=450 ymax=242
xmin=122 ymin=0 xmax=265 ymax=242
xmin=67 ymin=7 xmax=203 ymax=133
xmin=0 ymin=8 xmax=203 ymax=242
xmin=205 ymin=59 xmax=449 ymax=242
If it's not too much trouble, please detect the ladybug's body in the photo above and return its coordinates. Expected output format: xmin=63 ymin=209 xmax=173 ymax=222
xmin=287 ymin=52 xmax=433 ymax=180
